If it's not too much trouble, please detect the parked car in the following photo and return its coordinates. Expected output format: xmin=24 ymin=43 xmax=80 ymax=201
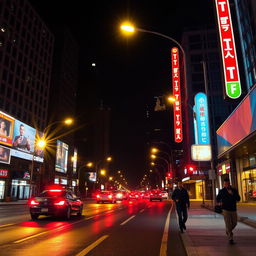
xmin=96 ymin=191 xmax=116 ymax=204
xmin=29 ymin=186 xmax=83 ymax=220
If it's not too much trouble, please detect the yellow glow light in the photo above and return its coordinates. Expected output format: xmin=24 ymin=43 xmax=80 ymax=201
xmin=37 ymin=139 xmax=46 ymax=149
xmin=151 ymin=154 xmax=156 ymax=159
xmin=167 ymin=96 xmax=176 ymax=103
xmin=109 ymin=176 xmax=113 ymax=181
xmin=151 ymin=148 xmax=159 ymax=153
xmin=86 ymin=162 xmax=93 ymax=168
xmin=120 ymin=22 xmax=136 ymax=36
xmin=64 ymin=118 xmax=73 ymax=125
xmin=100 ymin=169 xmax=106 ymax=176
xmin=106 ymin=156 xmax=112 ymax=162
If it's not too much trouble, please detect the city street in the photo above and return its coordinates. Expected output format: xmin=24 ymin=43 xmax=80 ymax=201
xmin=0 ymin=200 xmax=186 ymax=256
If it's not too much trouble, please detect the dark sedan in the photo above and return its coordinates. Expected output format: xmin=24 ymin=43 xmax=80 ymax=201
xmin=29 ymin=186 xmax=83 ymax=220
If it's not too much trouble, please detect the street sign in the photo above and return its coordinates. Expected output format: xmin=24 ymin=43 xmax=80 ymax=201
xmin=194 ymin=92 xmax=210 ymax=145
xmin=191 ymin=144 xmax=212 ymax=161
xmin=215 ymin=0 xmax=241 ymax=99
xmin=171 ymin=47 xmax=183 ymax=143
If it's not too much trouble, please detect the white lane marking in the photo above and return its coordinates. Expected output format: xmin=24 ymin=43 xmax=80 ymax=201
xmin=120 ymin=215 xmax=136 ymax=226
xmin=13 ymin=231 xmax=48 ymax=244
xmin=140 ymin=209 xmax=145 ymax=213
xmin=0 ymin=223 xmax=15 ymax=228
xmin=75 ymin=235 xmax=109 ymax=256
xmin=159 ymin=203 xmax=173 ymax=256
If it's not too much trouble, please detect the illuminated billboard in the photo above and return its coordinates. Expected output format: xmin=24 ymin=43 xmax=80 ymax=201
xmin=215 ymin=0 xmax=241 ymax=99
xmin=172 ymin=47 xmax=183 ymax=143
xmin=55 ymin=140 xmax=69 ymax=173
xmin=217 ymin=85 xmax=256 ymax=156
xmin=12 ymin=120 xmax=36 ymax=153
xmin=88 ymin=172 xmax=96 ymax=182
xmin=194 ymin=92 xmax=210 ymax=144
xmin=72 ymin=148 xmax=77 ymax=174
xmin=0 ymin=111 xmax=15 ymax=147
xmin=191 ymin=144 xmax=212 ymax=161
xmin=0 ymin=145 xmax=11 ymax=164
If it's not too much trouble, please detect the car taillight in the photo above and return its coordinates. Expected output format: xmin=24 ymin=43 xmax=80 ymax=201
xmin=150 ymin=193 xmax=153 ymax=196
xmin=96 ymin=194 xmax=100 ymax=198
xmin=159 ymin=193 xmax=162 ymax=196
xmin=30 ymin=199 xmax=39 ymax=206
xmin=54 ymin=200 xmax=66 ymax=206
xmin=108 ymin=194 xmax=113 ymax=199
xmin=135 ymin=195 xmax=138 ymax=197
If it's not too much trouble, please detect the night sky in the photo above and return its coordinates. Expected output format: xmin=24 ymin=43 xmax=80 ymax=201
xmin=29 ymin=0 xmax=215 ymax=188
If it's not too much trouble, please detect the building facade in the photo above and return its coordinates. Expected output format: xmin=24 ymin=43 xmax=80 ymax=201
xmin=0 ymin=0 xmax=54 ymax=200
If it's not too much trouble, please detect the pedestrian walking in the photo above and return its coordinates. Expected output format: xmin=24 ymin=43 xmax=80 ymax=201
xmin=171 ymin=181 xmax=190 ymax=233
xmin=216 ymin=178 xmax=240 ymax=245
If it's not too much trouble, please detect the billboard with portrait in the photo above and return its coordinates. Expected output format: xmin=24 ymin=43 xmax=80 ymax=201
xmin=0 ymin=111 xmax=15 ymax=147
xmin=12 ymin=120 xmax=36 ymax=153
xmin=55 ymin=140 xmax=69 ymax=173
xmin=0 ymin=145 xmax=11 ymax=164
xmin=88 ymin=172 xmax=97 ymax=182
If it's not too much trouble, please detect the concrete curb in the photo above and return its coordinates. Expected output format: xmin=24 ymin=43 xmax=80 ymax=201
xmin=180 ymin=232 xmax=199 ymax=256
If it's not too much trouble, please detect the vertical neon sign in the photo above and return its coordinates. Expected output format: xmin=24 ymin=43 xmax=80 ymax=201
xmin=215 ymin=0 xmax=241 ymax=99
xmin=172 ymin=47 xmax=183 ymax=143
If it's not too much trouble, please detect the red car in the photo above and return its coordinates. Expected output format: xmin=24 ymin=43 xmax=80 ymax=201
xmin=29 ymin=186 xmax=83 ymax=220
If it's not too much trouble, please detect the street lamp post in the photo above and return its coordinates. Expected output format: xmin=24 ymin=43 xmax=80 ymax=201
xmin=29 ymin=139 xmax=46 ymax=197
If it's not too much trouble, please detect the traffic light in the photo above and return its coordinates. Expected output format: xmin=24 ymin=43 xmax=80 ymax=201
xmin=187 ymin=165 xmax=195 ymax=175
xmin=166 ymin=172 xmax=172 ymax=179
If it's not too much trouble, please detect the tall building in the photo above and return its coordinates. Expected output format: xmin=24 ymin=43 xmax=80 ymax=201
xmin=181 ymin=27 xmax=237 ymax=199
xmin=217 ymin=0 xmax=256 ymax=202
xmin=44 ymin=27 xmax=79 ymax=192
xmin=0 ymin=0 xmax=54 ymax=130
xmin=0 ymin=0 xmax=54 ymax=201
xmin=234 ymin=0 xmax=256 ymax=90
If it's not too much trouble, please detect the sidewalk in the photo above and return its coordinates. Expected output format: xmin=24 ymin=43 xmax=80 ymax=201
xmin=181 ymin=201 xmax=256 ymax=256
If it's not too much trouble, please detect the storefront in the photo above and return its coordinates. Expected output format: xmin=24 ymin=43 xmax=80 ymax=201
xmin=0 ymin=169 xmax=9 ymax=200
xmin=10 ymin=170 xmax=30 ymax=200
xmin=217 ymin=85 xmax=256 ymax=202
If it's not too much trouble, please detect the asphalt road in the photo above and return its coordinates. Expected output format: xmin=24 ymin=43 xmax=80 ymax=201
xmin=0 ymin=200 xmax=186 ymax=256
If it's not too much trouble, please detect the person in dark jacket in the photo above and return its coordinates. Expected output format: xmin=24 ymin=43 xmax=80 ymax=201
xmin=216 ymin=178 xmax=240 ymax=244
xmin=172 ymin=181 xmax=190 ymax=232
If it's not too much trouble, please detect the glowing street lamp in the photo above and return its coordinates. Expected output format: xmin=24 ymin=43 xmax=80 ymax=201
xmin=167 ymin=96 xmax=176 ymax=103
xmin=86 ymin=162 xmax=93 ymax=168
xmin=151 ymin=148 xmax=159 ymax=154
xmin=64 ymin=118 xmax=74 ymax=125
xmin=106 ymin=156 xmax=112 ymax=162
xmin=151 ymin=154 xmax=157 ymax=159
xmin=100 ymin=169 xmax=106 ymax=176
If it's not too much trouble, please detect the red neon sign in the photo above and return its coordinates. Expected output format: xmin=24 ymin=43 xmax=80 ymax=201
xmin=215 ymin=0 xmax=241 ymax=99
xmin=172 ymin=47 xmax=183 ymax=143
xmin=0 ymin=169 xmax=8 ymax=178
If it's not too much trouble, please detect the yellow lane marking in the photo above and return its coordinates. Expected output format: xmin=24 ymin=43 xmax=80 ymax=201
xmin=159 ymin=203 xmax=173 ymax=256
xmin=0 ymin=223 xmax=15 ymax=228
xmin=75 ymin=235 xmax=109 ymax=256
xmin=13 ymin=231 xmax=48 ymax=244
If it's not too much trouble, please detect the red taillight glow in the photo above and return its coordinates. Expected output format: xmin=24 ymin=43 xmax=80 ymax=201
xmin=96 ymin=194 xmax=100 ymax=198
xmin=49 ymin=189 xmax=62 ymax=192
xmin=135 ymin=195 xmax=138 ymax=198
xmin=108 ymin=194 xmax=113 ymax=199
xmin=159 ymin=193 xmax=162 ymax=196
xmin=30 ymin=199 xmax=39 ymax=206
xmin=150 ymin=193 xmax=153 ymax=196
xmin=54 ymin=200 xmax=65 ymax=206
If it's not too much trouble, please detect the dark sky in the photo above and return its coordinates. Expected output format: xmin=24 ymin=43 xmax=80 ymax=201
xmin=29 ymin=0 xmax=215 ymax=188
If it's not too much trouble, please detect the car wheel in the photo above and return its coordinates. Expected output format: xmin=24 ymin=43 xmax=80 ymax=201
xmin=31 ymin=213 xmax=39 ymax=220
xmin=64 ymin=206 xmax=71 ymax=220
xmin=77 ymin=205 xmax=83 ymax=216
